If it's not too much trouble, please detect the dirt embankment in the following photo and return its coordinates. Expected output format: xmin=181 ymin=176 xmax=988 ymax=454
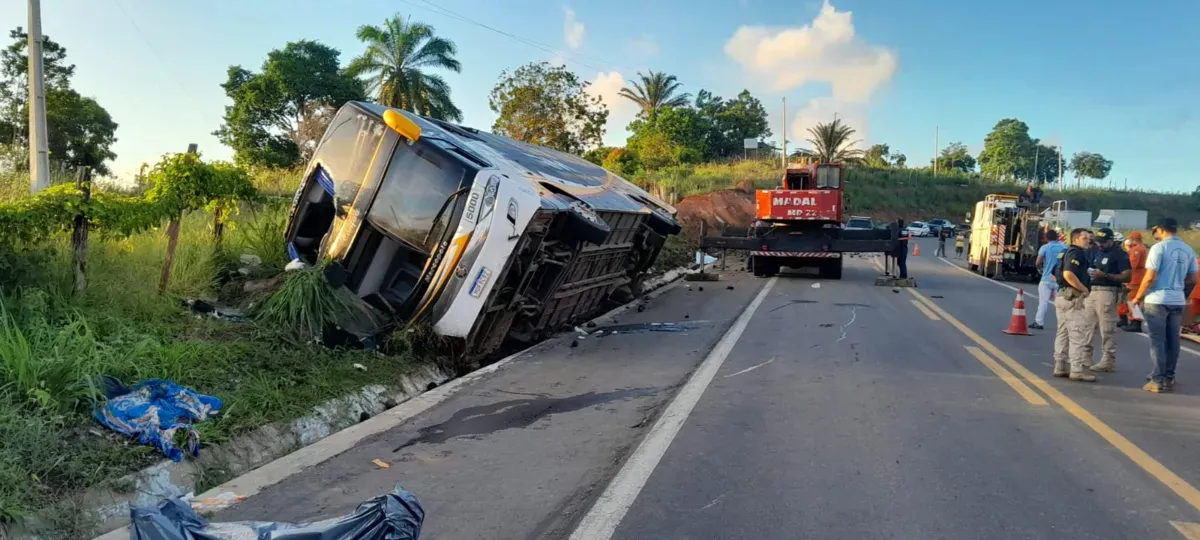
xmin=674 ymin=183 xmax=937 ymax=237
xmin=673 ymin=181 xmax=757 ymax=237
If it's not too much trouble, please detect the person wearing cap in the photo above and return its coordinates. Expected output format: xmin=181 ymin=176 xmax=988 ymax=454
xmin=1118 ymin=232 xmax=1148 ymax=332
xmin=1132 ymin=218 xmax=1199 ymax=393
xmin=1054 ymin=228 xmax=1097 ymax=382
xmin=1083 ymin=227 xmax=1131 ymax=372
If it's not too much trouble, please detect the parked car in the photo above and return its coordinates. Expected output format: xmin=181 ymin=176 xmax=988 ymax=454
xmin=906 ymin=221 xmax=932 ymax=237
xmin=845 ymin=216 xmax=874 ymax=230
xmin=925 ymin=218 xmax=955 ymax=235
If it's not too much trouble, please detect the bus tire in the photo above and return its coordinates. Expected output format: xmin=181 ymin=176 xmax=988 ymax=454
xmin=566 ymin=202 xmax=611 ymax=246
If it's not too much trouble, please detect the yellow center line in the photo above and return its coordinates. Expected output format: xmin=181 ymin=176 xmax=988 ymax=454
xmin=963 ymin=346 xmax=1047 ymax=405
xmin=907 ymin=287 xmax=1200 ymax=517
xmin=1173 ymin=521 xmax=1200 ymax=540
xmin=909 ymin=299 xmax=941 ymax=321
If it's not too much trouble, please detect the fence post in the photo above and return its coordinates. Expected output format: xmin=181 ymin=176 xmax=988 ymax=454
xmin=158 ymin=143 xmax=197 ymax=294
xmin=72 ymin=166 xmax=92 ymax=294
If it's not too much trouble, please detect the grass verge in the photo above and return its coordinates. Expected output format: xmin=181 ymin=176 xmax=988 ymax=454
xmin=0 ymin=202 xmax=422 ymax=537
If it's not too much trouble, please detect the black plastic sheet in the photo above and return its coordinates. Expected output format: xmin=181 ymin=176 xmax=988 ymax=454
xmin=130 ymin=485 xmax=423 ymax=540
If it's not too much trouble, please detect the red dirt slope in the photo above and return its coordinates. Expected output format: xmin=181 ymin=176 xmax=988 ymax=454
xmin=673 ymin=182 xmax=757 ymax=237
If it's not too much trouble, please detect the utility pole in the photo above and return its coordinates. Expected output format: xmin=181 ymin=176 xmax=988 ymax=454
xmin=27 ymin=0 xmax=50 ymax=194
xmin=1032 ymin=146 xmax=1039 ymax=183
xmin=933 ymin=126 xmax=939 ymax=177
xmin=1058 ymin=145 xmax=1063 ymax=188
xmin=781 ymin=96 xmax=787 ymax=168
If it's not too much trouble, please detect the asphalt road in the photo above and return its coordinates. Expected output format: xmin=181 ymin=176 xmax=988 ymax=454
xmin=217 ymin=241 xmax=1200 ymax=539
xmin=603 ymin=244 xmax=1200 ymax=539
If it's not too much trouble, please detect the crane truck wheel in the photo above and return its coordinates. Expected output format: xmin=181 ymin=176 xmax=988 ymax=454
xmin=820 ymin=258 xmax=843 ymax=280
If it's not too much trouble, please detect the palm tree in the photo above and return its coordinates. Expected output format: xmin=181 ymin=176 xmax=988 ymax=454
xmin=805 ymin=118 xmax=864 ymax=164
xmin=618 ymin=71 xmax=691 ymax=116
xmin=346 ymin=14 xmax=463 ymax=121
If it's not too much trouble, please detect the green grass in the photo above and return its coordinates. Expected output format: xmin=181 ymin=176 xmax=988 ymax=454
xmin=0 ymin=194 xmax=423 ymax=536
xmin=635 ymin=160 xmax=1200 ymax=225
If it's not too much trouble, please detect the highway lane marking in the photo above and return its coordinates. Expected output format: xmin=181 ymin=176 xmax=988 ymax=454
xmin=906 ymin=288 xmax=1200 ymax=518
xmin=1172 ymin=521 xmax=1200 ymax=539
xmin=933 ymin=255 xmax=1200 ymax=358
xmin=910 ymin=299 xmax=941 ymax=320
xmin=723 ymin=356 xmax=776 ymax=378
xmin=963 ymin=346 xmax=1048 ymax=405
xmin=569 ymin=277 xmax=778 ymax=540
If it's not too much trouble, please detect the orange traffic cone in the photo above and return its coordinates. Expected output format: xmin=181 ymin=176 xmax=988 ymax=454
xmin=1003 ymin=289 xmax=1033 ymax=336
xmin=912 ymin=243 xmax=921 ymax=256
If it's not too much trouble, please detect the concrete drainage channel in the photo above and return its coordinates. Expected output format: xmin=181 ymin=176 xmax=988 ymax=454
xmin=69 ymin=264 xmax=696 ymax=540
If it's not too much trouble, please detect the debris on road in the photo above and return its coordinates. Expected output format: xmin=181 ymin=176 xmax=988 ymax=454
xmin=570 ymin=340 xmax=579 ymax=348
xmin=373 ymin=458 xmax=391 ymax=469
xmin=812 ymin=283 xmax=821 ymax=289
xmin=131 ymin=485 xmax=424 ymax=540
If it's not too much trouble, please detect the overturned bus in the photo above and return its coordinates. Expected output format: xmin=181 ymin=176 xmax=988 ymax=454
xmin=284 ymin=102 xmax=682 ymax=357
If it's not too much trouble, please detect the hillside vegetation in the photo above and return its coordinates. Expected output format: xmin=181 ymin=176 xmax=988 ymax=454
xmin=635 ymin=160 xmax=1200 ymax=226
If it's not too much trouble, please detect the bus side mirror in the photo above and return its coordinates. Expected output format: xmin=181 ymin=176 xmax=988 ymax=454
xmin=384 ymin=109 xmax=422 ymax=143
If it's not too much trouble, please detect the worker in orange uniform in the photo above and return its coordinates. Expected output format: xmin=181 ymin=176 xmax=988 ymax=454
xmin=1119 ymin=232 xmax=1148 ymax=333
xmin=1187 ymin=255 xmax=1200 ymax=334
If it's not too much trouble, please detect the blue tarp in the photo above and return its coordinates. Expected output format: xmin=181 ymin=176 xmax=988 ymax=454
xmin=130 ymin=485 xmax=423 ymax=540
xmin=94 ymin=378 xmax=222 ymax=462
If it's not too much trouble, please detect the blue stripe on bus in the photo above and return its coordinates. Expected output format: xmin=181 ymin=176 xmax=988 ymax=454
xmin=314 ymin=166 xmax=335 ymax=196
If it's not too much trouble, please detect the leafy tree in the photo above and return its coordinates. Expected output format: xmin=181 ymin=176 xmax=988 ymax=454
xmin=1070 ymin=151 xmax=1113 ymax=185
xmin=804 ymin=118 xmax=863 ymax=164
xmin=0 ymin=27 xmax=118 ymax=175
xmin=44 ymin=88 xmax=118 ymax=175
xmin=695 ymin=89 xmax=771 ymax=159
xmin=345 ymin=13 xmax=462 ymax=121
xmin=625 ymin=106 xmax=708 ymax=170
xmin=1032 ymin=144 xmax=1062 ymax=184
xmin=933 ymin=142 xmax=976 ymax=174
xmin=601 ymin=147 xmax=637 ymax=177
xmin=977 ymin=118 xmax=1036 ymax=181
xmin=892 ymin=153 xmax=907 ymax=168
xmin=489 ymin=62 xmax=607 ymax=155
xmin=214 ymin=40 xmax=364 ymax=168
xmin=619 ymin=71 xmax=690 ymax=117
xmin=863 ymin=144 xmax=891 ymax=168
xmin=583 ymin=145 xmax=615 ymax=165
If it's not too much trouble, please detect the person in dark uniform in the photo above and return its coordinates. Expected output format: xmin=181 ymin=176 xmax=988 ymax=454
xmin=1084 ymin=228 xmax=1131 ymax=372
xmin=1054 ymin=228 xmax=1096 ymax=382
xmin=894 ymin=219 xmax=909 ymax=279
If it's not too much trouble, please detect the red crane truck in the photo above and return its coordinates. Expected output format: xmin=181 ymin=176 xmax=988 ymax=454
xmin=699 ymin=160 xmax=900 ymax=279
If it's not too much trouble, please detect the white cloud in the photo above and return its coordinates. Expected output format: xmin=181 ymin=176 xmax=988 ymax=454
xmin=723 ymin=1 xmax=896 ymax=101
xmin=628 ymin=34 xmax=660 ymax=57
xmin=563 ymin=7 xmax=585 ymax=50
xmin=726 ymin=0 xmax=895 ymax=150
xmin=585 ymin=71 xmax=640 ymax=147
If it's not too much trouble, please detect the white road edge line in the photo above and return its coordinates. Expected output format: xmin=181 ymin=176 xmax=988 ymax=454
xmin=933 ymin=256 xmax=1200 ymax=358
xmin=723 ymin=356 xmax=776 ymax=378
xmin=569 ymin=277 xmax=778 ymax=540
xmin=91 ymin=275 xmax=691 ymax=540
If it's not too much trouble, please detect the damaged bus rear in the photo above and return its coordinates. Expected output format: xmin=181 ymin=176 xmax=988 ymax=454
xmin=284 ymin=102 xmax=681 ymax=357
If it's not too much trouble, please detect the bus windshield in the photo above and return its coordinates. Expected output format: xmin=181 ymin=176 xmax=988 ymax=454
xmin=367 ymin=140 xmax=470 ymax=253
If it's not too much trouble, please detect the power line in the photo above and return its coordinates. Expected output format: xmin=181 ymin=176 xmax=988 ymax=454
xmin=394 ymin=0 xmax=626 ymax=74
xmin=109 ymin=0 xmax=199 ymax=108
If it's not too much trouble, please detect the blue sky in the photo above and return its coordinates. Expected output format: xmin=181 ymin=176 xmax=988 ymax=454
xmin=5 ymin=0 xmax=1197 ymax=192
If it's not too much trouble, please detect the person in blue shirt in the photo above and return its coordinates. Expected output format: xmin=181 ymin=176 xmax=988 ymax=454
xmin=1132 ymin=218 xmax=1199 ymax=393
xmin=1031 ymin=229 xmax=1068 ymax=330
